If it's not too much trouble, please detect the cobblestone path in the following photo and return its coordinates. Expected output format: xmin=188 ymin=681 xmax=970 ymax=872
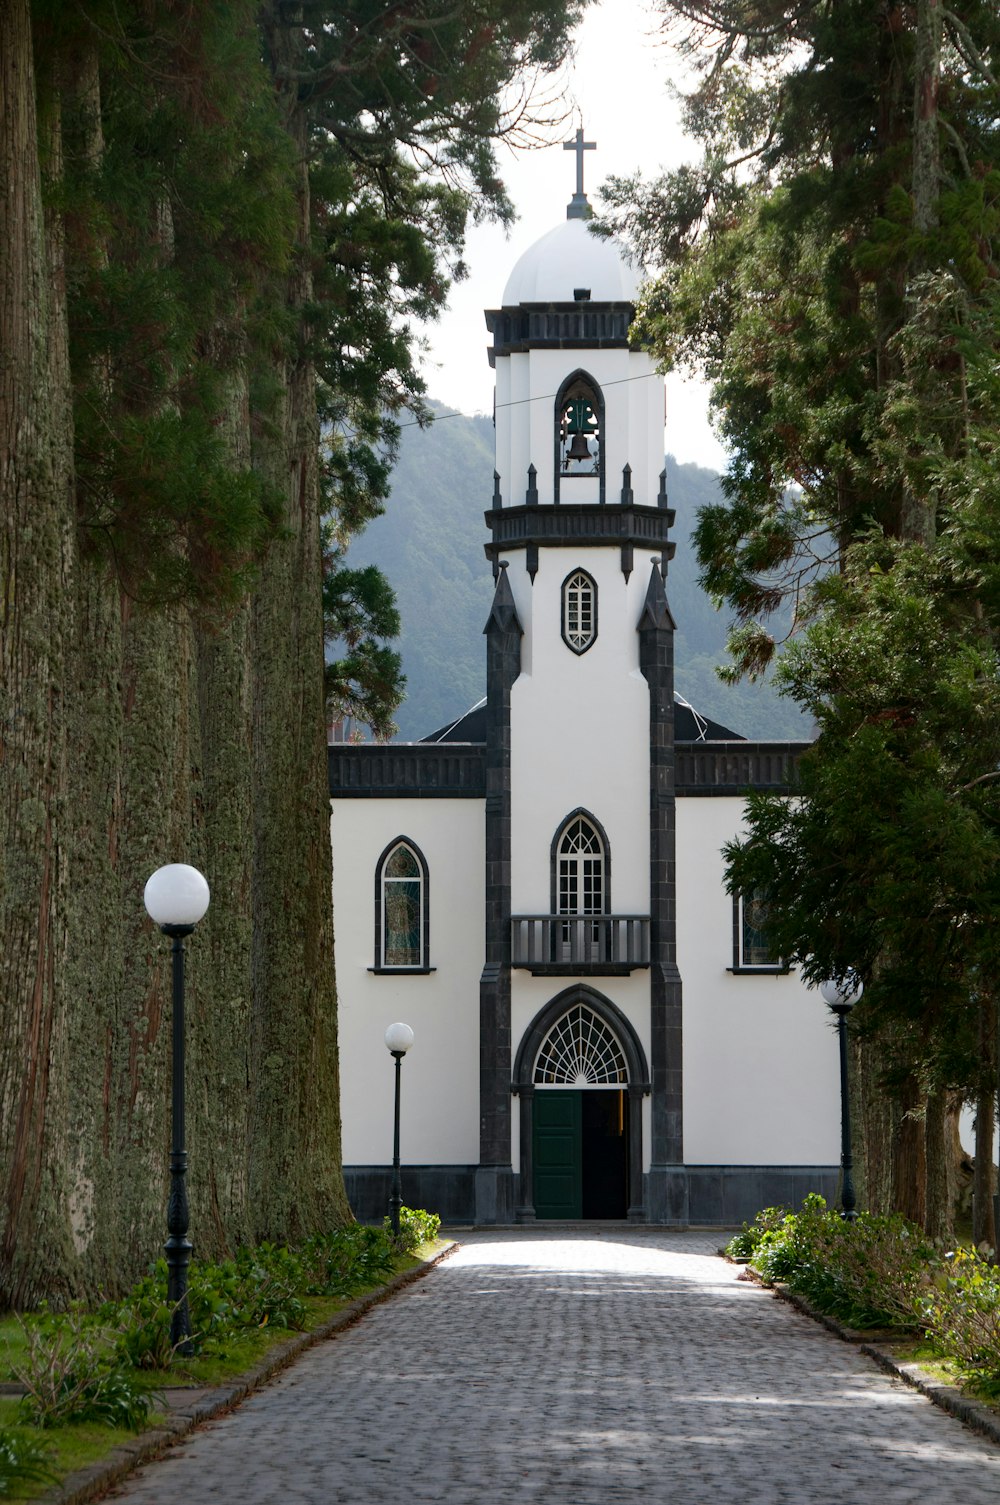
xmin=106 ymin=1230 xmax=1000 ymax=1503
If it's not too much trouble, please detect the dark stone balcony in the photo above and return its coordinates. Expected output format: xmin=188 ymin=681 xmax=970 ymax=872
xmin=511 ymin=914 xmax=651 ymax=975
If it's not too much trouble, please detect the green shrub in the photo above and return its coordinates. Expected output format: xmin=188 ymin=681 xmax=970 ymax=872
xmin=301 ymin=1225 xmax=396 ymax=1298
xmin=387 ymin=1206 xmax=441 ymax=1253
xmin=725 ymin=1206 xmax=792 ymax=1260
xmin=736 ymin=1194 xmax=932 ymax=1330
xmin=919 ymin=1246 xmax=1000 ymax=1392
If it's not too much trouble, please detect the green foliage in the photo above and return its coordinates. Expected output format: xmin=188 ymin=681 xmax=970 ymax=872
xmin=386 ymin=1205 xmax=442 ymax=1252
xmin=301 ymin=1225 xmax=398 ymax=1299
xmin=919 ymin=1247 xmax=1000 ymax=1393
xmin=322 ymin=525 xmax=405 ymax=739
xmin=0 ymin=1428 xmax=57 ymax=1495
xmin=602 ymin=5 xmax=1000 ymax=1103
xmin=732 ymin=1195 xmax=936 ymax=1331
xmin=13 ymin=1312 xmax=152 ymax=1431
xmin=100 ymin=1213 xmax=437 ymax=1374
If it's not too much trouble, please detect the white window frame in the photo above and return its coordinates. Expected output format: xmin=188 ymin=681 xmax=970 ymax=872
xmin=561 ymin=569 xmax=597 ymax=655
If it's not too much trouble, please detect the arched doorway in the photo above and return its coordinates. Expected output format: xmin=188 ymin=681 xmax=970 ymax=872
xmin=513 ymin=988 xmax=650 ymax=1223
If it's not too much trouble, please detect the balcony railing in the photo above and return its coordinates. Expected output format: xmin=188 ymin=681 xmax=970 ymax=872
xmin=511 ymin=914 xmax=650 ymax=975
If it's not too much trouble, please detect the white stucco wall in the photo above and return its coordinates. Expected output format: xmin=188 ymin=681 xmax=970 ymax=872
xmin=493 ymin=345 xmax=663 ymax=508
xmin=331 ymin=798 xmax=484 ymax=1166
xmin=508 ymin=549 xmax=651 ymax=915
xmin=677 ymin=796 xmax=841 ymax=1165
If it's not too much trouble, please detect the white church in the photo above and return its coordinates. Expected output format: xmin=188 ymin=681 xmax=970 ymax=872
xmin=328 ymin=136 xmax=841 ymax=1226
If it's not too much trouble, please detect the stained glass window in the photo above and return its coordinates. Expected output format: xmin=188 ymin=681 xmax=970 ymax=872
xmin=381 ymin=843 xmax=424 ymax=967
xmin=738 ymin=890 xmax=780 ymax=969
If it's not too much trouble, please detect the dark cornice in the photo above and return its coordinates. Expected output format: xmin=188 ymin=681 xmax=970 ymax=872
xmin=674 ymin=742 xmax=809 ymax=795
xmin=485 ymin=302 xmax=636 ymax=364
xmin=328 ymin=739 xmax=811 ymax=799
xmin=484 ymin=502 xmax=676 ymax=562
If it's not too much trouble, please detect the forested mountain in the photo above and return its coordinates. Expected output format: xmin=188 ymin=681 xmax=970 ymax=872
xmin=344 ymin=405 xmax=811 ymax=742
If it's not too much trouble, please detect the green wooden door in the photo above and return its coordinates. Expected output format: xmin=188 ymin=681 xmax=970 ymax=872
xmin=533 ymin=1091 xmax=582 ymax=1219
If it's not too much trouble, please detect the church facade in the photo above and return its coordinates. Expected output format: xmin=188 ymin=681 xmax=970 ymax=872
xmin=328 ymin=141 xmax=841 ymax=1226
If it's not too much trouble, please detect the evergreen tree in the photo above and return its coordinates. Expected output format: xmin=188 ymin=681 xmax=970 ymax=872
xmin=0 ymin=0 xmax=588 ymax=1302
xmin=603 ymin=1 xmax=1000 ymax=1231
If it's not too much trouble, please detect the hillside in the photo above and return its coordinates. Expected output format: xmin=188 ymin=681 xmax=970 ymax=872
xmin=343 ymin=405 xmax=811 ymax=743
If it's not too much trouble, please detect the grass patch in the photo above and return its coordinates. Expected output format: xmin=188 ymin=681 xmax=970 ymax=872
xmin=0 ymin=1235 xmax=447 ymax=1499
xmin=0 ymin=1403 xmax=149 ymax=1501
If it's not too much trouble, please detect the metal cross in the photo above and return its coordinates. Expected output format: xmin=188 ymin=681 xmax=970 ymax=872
xmin=563 ymin=126 xmax=596 ymax=198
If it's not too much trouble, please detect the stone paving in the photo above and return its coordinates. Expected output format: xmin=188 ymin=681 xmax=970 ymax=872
xmin=105 ymin=1229 xmax=1000 ymax=1503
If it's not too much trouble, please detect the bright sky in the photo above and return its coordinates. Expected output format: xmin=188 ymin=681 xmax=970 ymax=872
xmin=416 ymin=0 xmax=730 ymax=473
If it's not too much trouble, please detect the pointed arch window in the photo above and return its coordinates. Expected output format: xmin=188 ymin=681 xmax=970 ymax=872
xmin=562 ymin=569 xmax=597 ymax=654
xmin=557 ymin=815 xmax=606 ymax=919
xmin=373 ymin=839 xmax=431 ymax=972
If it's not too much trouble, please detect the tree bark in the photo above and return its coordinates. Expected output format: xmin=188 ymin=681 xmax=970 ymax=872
xmin=249 ymin=6 xmax=350 ymax=1238
xmin=186 ymin=358 xmax=255 ymax=1258
xmin=0 ymin=0 xmax=80 ymax=1305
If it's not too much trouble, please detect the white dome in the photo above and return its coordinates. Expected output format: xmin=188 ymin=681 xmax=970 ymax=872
xmin=501 ymin=217 xmax=641 ymax=306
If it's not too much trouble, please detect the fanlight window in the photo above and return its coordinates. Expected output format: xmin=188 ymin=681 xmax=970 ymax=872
xmin=559 ymin=378 xmax=601 ymax=476
xmin=557 ymin=816 xmax=604 ymax=916
xmin=562 ymin=570 xmax=597 ymax=655
xmin=534 ymin=1004 xmax=628 ymax=1085
xmin=381 ymin=842 xmax=424 ymax=968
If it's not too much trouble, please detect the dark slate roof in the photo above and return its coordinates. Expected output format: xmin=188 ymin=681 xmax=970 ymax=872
xmin=420 ymin=695 xmax=744 ymax=745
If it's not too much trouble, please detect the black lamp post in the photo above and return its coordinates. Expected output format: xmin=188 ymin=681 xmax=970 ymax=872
xmin=384 ymin=1022 xmax=414 ymax=1236
xmin=144 ymin=863 xmax=210 ymax=1354
xmin=820 ymin=974 xmax=864 ymax=1222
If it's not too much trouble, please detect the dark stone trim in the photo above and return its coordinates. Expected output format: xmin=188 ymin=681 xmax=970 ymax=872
xmin=368 ymin=966 xmax=437 ymax=976
xmin=343 ymin=1165 xmax=477 ymax=1225
xmin=559 ymin=569 xmax=598 ymax=656
xmin=674 ymin=741 xmax=809 ymax=795
xmin=681 ymin=1165 xmax=840 ymax=1227
xmin=478 ymin=566 xmax=522 ymax=1224
xmin=553 ymin=369 xmax=606 ymax=505
xmin=485 ymin=302 xmax=634 ymax=362
xmin=548 ymin=805 xmax=611 ymax=914
xmin=512 ymin=986 xmax=651 ymax=1224
xmin=328 ymin=744 xmax=485 ymax=798
xmin=373 ymin=835 xmax=430 ymax=971
xmin=638 ymin=563 xmax=683 ymax=1194
xmin=343 ymin=1162 xmax=839 ymax=1225
xmin=520 ymin=962 xmax=645 ymax=977
xmin=328 ymin=739 xmax=808 ymax=801
xmin=727 ymin=967 xmax=791 ymax=976
xmin=485 ymin=503 xmax=675 ymax=560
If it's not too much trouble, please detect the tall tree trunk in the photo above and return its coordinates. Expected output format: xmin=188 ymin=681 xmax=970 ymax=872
xmin=853 ymin=1035 xmax=897 ymax=1213
xmin=0 ymin=1 xmax=80 ymax=1305
xmin=923 ymin=1087 xmax=960 ymax=1240
xmin=893 ymin=1075 xmax=927 ymax=1226
xmin=186 ymin=357 xmax=255 ymax=1259
xmin=249 ymin=7 xmax=350 ymax=1237
xmin=973 ymin=993 xmax=997 ymax=1249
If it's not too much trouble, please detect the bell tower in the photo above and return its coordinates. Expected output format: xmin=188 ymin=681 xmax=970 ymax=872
xmin=477 ymin=135 xmax=682 ymax=1224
